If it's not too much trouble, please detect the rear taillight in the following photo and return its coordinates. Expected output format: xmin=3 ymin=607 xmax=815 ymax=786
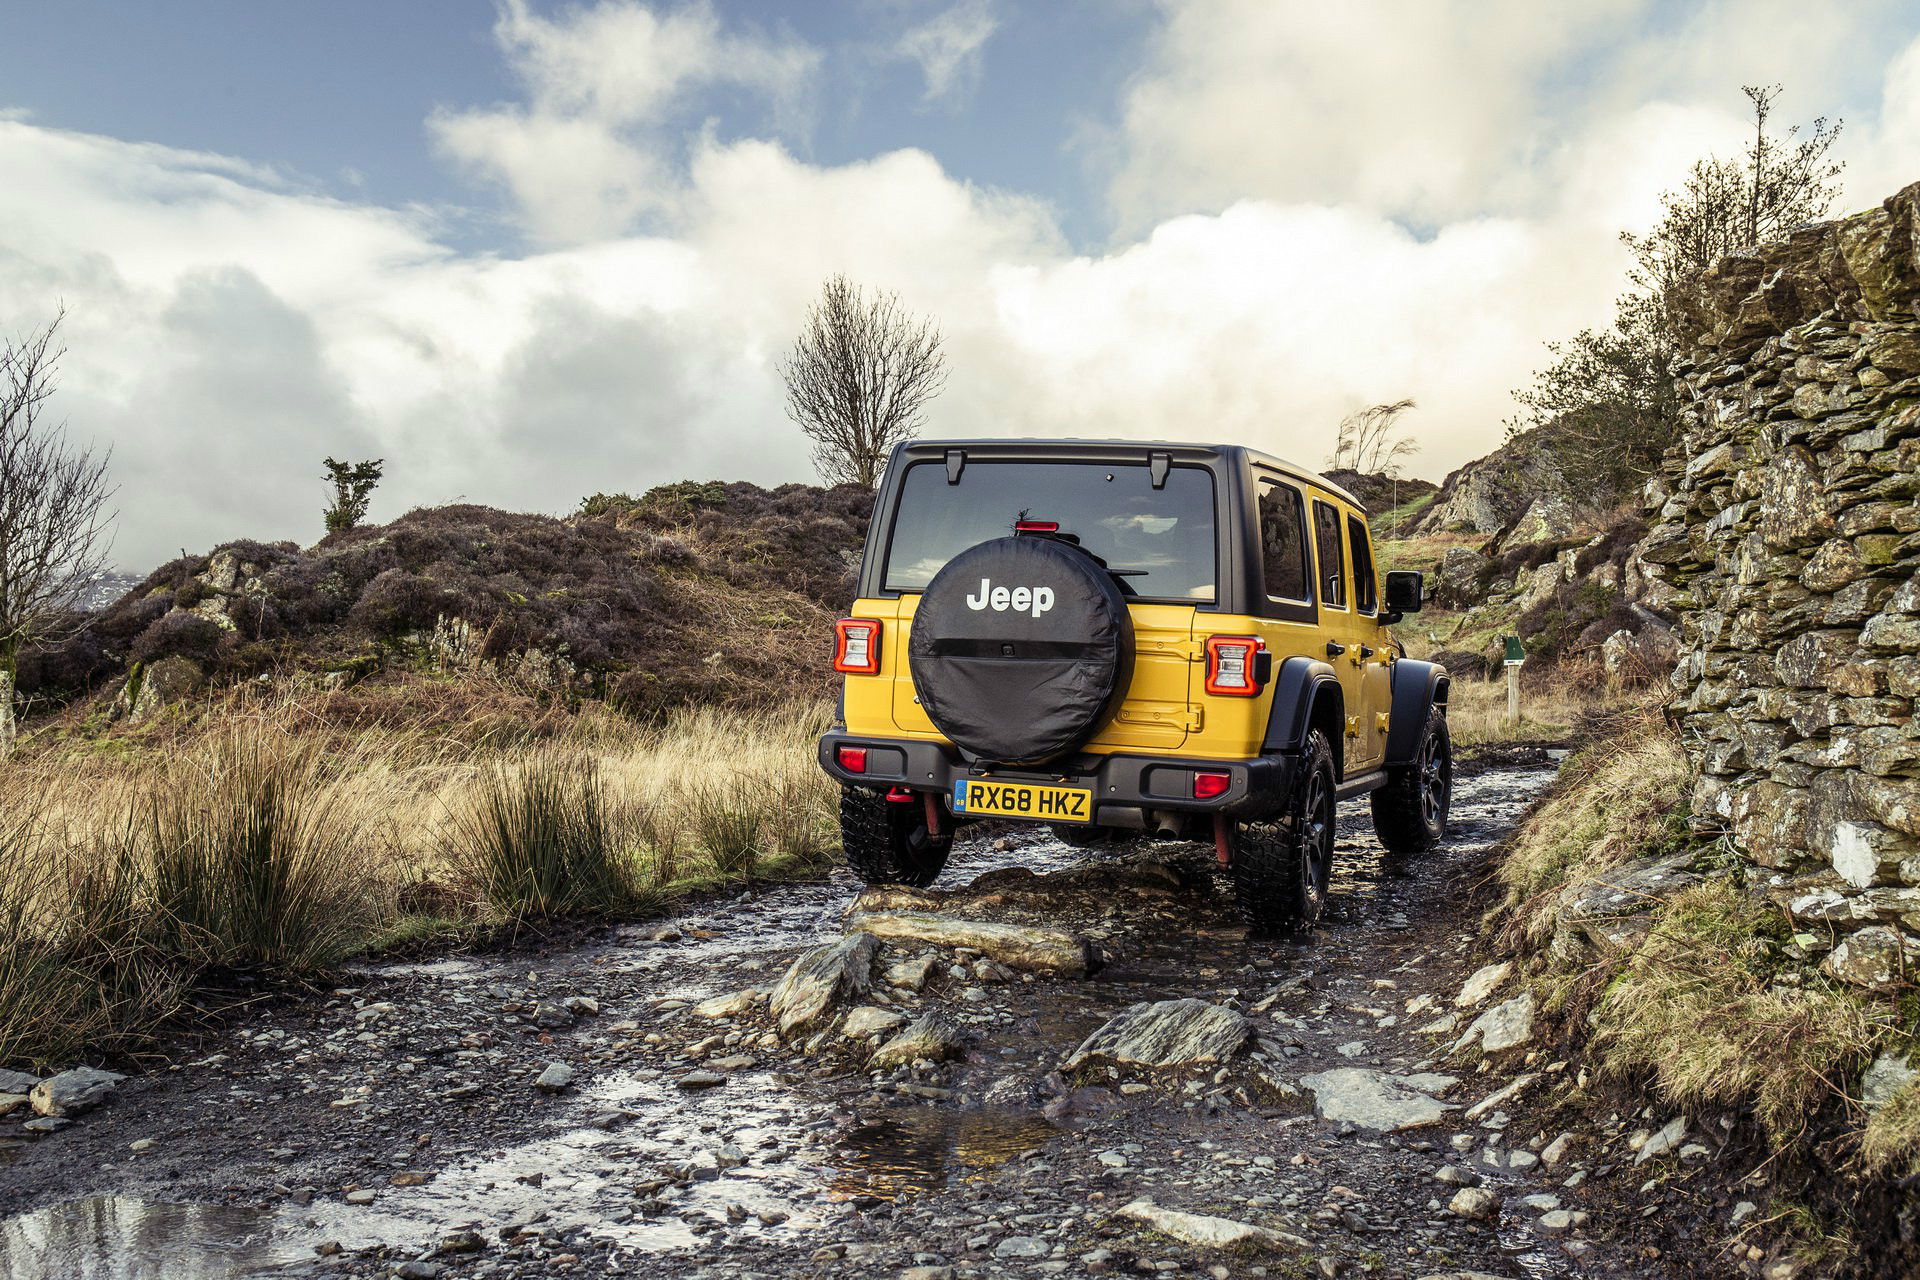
xmin=834 ymin=619 xmax=881 ymax=674
xmin=837 ymin=746 xmax=868 ymax=773
xmin=1194 ymin=771 xmax=1231 ymax=800
xmin=1013 ymin=519 xmax=1059 ymax=534
xmin=1205 ymin=635 xmax=1266 ymax=696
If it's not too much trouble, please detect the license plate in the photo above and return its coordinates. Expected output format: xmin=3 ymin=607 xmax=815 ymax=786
xmin=951 ymin=779 xmax=1093 ymax=823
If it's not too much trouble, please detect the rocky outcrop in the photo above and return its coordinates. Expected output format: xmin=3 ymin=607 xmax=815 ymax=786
xmin=768 ymin=932 xmax=877 ymax=1038
xmin=1062 ymin=999 xmax=1251 ymax=1070
xmin=1638 ymin=180 xmax=1920 ymax=984
xmin=1414 ymin=427 xmax=1577 ymax=537
xmin=842 ymin=907 xmax=1095 ymax=977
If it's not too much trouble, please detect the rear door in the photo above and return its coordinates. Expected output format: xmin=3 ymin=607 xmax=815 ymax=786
xmin=876 ymin=456 xmax=1213 ymax=752
xmin=1346 ymin=512 xmax=1392 ymax=770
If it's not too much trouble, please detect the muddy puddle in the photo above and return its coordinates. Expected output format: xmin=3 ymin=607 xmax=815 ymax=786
xmin=827 ymin=1108 xmax=1059 ymax=1201
xmin=0 ymin=1196 xmax=308 ymax=1279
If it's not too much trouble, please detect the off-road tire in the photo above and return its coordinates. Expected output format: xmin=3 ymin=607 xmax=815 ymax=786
xmin=839 ymin=787 xmax=951 ymax=888
xmin=1229 ymin=729 xmax=1336 ymax=931
xmin=1371 ymin=705 xmax=1452 ymax=854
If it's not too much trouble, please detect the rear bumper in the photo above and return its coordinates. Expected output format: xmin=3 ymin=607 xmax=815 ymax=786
xmin=817 ymin=731 xmax=1294 ymax=823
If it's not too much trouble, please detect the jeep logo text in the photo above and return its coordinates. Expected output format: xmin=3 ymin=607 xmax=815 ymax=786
xmin=965 ymin=578 xmax=1055 ymax=618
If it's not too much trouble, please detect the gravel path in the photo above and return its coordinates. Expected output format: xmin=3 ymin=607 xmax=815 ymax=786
xmin=1 ymin=757 xmax=1681 ymax=1280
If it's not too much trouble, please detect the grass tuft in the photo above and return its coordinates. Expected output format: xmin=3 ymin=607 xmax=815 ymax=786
xmin=445 ymin=751 xmax=632 ymax=918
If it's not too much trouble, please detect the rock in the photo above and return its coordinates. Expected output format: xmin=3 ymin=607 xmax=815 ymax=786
xmin=884 ymin=955 xmax=940 ymax=991
xmin=1299 ymin=1068 xmax=1458 ymax=1131
xmin=994 ymin=1237 xmax=1049 ymax=1259
xmin=693 ymin=988 xmax=765 ymax=1020
xmin=1862 ymin=1050 xmax=1918 ymax=1111
xmin=1434 ymin=1165 xmax=1479 ymax=1187
xmin=128 ymin=1138 xmax=154 ymax=1152
xmin=1824 ymin=926 xmax=1920 ymax=991
xmin=344 ymin=1189 xmax=377 ymax=1205
xmin=29 ymin=1066 xmax=125 ymax=1117
xmin=1117 ymin=1198 xmax=1310 ymax=1250
xmin=769 ymin=932 xmax=879 ymax=1037
xmin=1062 ymin=999 xmax=1250 ymax=1071
xmin=871 ymin=1014 xmax=965 ymax=1071
xmin=842 ymin=1006 xmax=908 ymax=1039
xmin=1540 ymin=1132 xmax=1578 ymax=1166
xmin=1463 ymin=1073 xmax=1536 ymax=1121
xmin=706 ymin=1054 xmax=756 ymax=1071
xmin=1453 ymin=962 xmax=1511 ymax=1008
xmin=676 ymin=1070 xmax=728 ymax=1089
xmin=0 ymin=1094 xmax=27 ymax=1118
xmin=0 ymin=1068 xmax=38 ymax=1095
xmin=563 ymin=995 xmax=600 ymax=1016
xmin=532 ymin=1062 xmax=573 ymax=1093
xmin=1447 ymin=1187 xmax=1499 ymax=1221
xmin=532 ymin=1004 xmax=574 ymax=1029
xmin=1537 ymin=1209 xmax=1578 ymax=1233
xmin=1634 ymin=1116 xmax=1687 ymax=1164
xmin=1454 ymin=992 xmax=1535 ymax=1055
xmin=22 ymin=1116 xmax=68 ymax=1134
xmin=844 ymin=911 xmax=1094 ymax=977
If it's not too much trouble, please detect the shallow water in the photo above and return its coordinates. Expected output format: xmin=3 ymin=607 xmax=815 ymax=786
xmin=0 ymin=1196 xmax=306 ymax=1280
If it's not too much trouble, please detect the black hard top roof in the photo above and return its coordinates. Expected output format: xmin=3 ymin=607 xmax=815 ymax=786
xmin=896 ymin=437 xmax=1363 ymax=510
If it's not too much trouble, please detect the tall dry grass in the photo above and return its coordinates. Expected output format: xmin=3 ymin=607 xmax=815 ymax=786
xmin=1445 ymin=658 xmax=1648 ymax=746
xmin=0 ymin=691 xmax=838 ymax=1066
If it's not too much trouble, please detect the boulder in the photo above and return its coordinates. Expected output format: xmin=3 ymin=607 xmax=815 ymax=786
xmin=1861 ymin=1050 xmax=1917 ymax=1111
xmin=692 ymin=988 xmax=765 ymax=1020
xmin=532 ymin=1063 xmax=573 ymax=1093
xmin=1454 ymin=992 xmax=1535 ymax=1056
xmin=843 ymin=912 xmax=1094 ymax=977
xmin=1824 ymin=926 xmax=1920 ymax=991
xmin=1062 ymin=999 xmax=1250 ymax=1071
xmin=870 ymin=1014 xmax=965 ymax=1070
xmin=29 ymin=1066 xmax=125 ymax=1118
xmin=884 ymin=954 xmax=940 ymax=991
xmin=1116 ymin=1199 xmax=1310 ymax=1251
xmin=1429 ymin=548 xmax=1492 ymax=610
xmin=769 ymin=932 xmax=878 ymax=1038
xmin=1453 ymin=962 xmax=1511 ymax=1009
xmin=842 ymin=1006 xmax=908 ymax=1039
xmin=1448 ymin=1187 xmax=1500 ymax=1221
xmin=1298 ymin=1068 xmax=1459 ymax=1131
xmin=0 ymin=1068 xmax=39 ymax=1095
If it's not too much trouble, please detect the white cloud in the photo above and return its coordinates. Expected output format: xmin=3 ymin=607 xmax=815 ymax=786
xmin=429 ymin=0 xmax=820 ymax=243
xmin=2 ymin=3 xmax=1917 ymax=572
xmin=893 ymin=0 xmax=999 ymax=105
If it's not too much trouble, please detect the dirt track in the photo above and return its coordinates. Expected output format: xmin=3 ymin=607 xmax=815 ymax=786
xmin=2 ymin=757 xmax=1694 ymax=1280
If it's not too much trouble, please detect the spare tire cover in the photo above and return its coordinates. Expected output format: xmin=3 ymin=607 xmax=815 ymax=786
xmin=909 ymin=536 xmax=1134 ymax=765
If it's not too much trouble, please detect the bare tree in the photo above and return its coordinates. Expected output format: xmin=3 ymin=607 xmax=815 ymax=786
xmin=779 ymin=275 xmax=947 ymax=488
xmin=0 ymin=310 xmax=116 ymax=752
xmin=1328 ymin=398 xmax=1419 ymax=475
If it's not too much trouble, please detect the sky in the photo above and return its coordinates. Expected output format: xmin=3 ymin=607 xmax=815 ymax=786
xmin=2 ymin=0 xmax=1919 ymax=570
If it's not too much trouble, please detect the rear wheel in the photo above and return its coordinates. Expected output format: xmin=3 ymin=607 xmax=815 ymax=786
xmin=839 ymin=788 xmax=951 ymax=888
xmin=1371 ymin=706 xmax=1452 ymax=853
xmin=1228 ymin=729 xmax=1336 ymax=931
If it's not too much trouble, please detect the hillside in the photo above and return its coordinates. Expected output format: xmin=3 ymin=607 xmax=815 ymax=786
xmin=16 ymin=480 xmax=874 ymax=730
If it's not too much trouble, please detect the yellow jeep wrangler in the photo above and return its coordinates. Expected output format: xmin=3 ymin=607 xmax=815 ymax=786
xmin=817 ymin=440 xmax=1451 ymax=929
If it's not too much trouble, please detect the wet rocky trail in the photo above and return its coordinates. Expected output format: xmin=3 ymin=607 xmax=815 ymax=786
xmin=1 ymin=757 xmax=1695 ymax=1280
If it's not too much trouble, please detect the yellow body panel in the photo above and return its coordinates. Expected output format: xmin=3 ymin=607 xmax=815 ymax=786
xmin=838 ymin=484 xmax=1399 ymax=770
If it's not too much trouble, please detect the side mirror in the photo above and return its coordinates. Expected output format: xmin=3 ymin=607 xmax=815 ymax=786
xmin=1383 ymin=570 xmax=1424 ymax=618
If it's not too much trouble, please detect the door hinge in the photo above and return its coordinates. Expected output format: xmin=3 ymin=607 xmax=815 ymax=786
xmin=1376 ymin=711 xmax=1391 ymax=735
xmin=1137 ymin=636 xmax=1205 ymax=661
xmin=1345 ymin=714 xmax=1362 ymax=738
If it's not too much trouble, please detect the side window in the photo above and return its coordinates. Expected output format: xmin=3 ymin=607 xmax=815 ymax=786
xmin=1348 ymin=515 xmax=1377 ymax=614
xmin=1313 ymin=500 xmax=1346 ymax=609
xmin=1258 ymin=481 xmax=1310 ymax=601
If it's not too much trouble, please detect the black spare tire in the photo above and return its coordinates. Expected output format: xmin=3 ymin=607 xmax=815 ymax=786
xmin=909 ymin=535 xmax=1133 ymax=765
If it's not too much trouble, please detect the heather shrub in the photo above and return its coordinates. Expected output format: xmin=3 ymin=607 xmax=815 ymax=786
xmin=131 ymin=611 xmax=226 ymax=664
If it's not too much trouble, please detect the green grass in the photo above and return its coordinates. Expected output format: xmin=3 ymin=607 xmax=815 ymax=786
xmin=444 ymin=752 xmax=638 ymax=919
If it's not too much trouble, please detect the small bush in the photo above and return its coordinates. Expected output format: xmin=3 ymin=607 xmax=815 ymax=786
xmin=445 ymin=753 xmax=632 ymax=918
xmin=130 ymin=611 xmax=226 ymax=664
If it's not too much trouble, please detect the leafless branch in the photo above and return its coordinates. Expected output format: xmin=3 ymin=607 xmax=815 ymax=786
xmin=0 ymin=308 xmax=117 ymax=666
xmin=1328 ymin=398 xmax=1419 ymax=476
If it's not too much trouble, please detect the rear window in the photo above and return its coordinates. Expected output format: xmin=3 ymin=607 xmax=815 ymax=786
xmin=883 ymin=460 xmax=1217 ymax=602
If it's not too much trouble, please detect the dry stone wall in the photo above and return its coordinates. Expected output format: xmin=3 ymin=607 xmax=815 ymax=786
xmin=1638 ymin=180 xmax=1920 ymax=990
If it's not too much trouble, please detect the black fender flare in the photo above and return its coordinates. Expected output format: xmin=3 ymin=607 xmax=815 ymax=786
xmin=1385 ymin=659 xmax=1450 ymax=766
xmin=1261 ymin=655 xmax=1344 ymax=773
